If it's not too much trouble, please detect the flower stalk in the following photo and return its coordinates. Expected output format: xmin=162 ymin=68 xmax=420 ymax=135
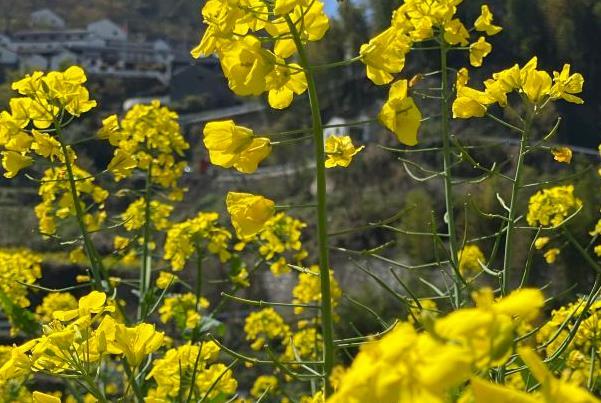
xmin=55 ymin=119 xmax=106 ymax=291
xmin=501 ymin=112 xmax=533 ymax=295
xmin=439 ymin=35 xmax=462 ymax=307
xmin=285 ymin=15 xmax=336 ymax=396
xmin=138 ymin=162 xmax=153 ymax=320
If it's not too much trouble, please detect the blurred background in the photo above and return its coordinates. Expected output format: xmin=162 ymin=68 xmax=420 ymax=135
xmin=0 ymin=0 xmax=600 ymax=346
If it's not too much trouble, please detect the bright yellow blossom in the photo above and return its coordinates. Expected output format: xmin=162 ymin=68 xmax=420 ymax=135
xmin=218 ymin=36 xmax=274 ymax=96
xmin=53 ymin=291 xmax=114 ymax=322
xmin=159 ymin=293 xmax=209 ymax=330
xmin=147 ymin=342 xmax=237 ymax=400
xmin=226 ymin=192 xmax=275 ymax=238
xmin=266 ymin=63 xmax=308 ymax=109
xmin=360 ymin=27 xmax=410 ymax=85
xmin=122 ymin=198 xmax=173 ymax=232
xmin=527 ymin=185 xmax=582 ymax=227
xmin=550 ymin=64 xmax=585 ymax=104
xmin=266 ymin=2 xmax=329 ymax=59
xmin=1 ymin=150 xmax=32 ymax=178
xmin=203 ymin=120 xmax=271 ymax=173
xmin=324 ymin=136 xmax=364 ymax=168
xmin=378 ymin=80 xmax=422 ymax=146
xmin=273 ymin=0 xmax=310 ymax=15
xmin=474 ymin=5 xmax=502 ymax=36
xmin=114 ymin=323 xmax=164 ymax=366
xmin=107 ymin=149 xmax=137 ymax=180
xmin=469 ymin=37 xmax=492 ymax=67
xmin=164 ymin=212 xmax=232 ymax=270
xmin=444 ymin=19 xmax=469 ymax=46
xmin=0 ymin=249 xmax=42 ymax=334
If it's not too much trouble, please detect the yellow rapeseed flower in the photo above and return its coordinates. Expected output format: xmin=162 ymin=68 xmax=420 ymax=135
xmin=324 ymin=135 xmax=364 ymax=168
xmin=469 ymin=37 xmax=492 ymax=67
xmin=550 ymin=64 xmax=585 ymax=104
xmin=474 ymin=5 xmax=502 ymax=36
xmin=526 ymin=185 xmax=582 ymax=227
xmin=544 ymin=248 xmax=560 ymax=264
xmin=552 ymin=147 xmax=573 ymax=164
xmin=114 ymin=323 xmax=164 ymax=366
xmin=458 ymin=244 xmax=485 ymax=278
xmin=378 ymin=80 xmax=422 ymax=146
xmin=203 ymin=120 xmax=271 ymax=173
xmin=226 ymin=192 xmax=275 ymax=238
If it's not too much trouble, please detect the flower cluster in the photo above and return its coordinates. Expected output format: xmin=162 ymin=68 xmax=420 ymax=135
xmin=327 ymin=288 xmax=595 ymax=402
xmin=526 ymin=185 xmax=582 ymax=228
xmin=244 ymin=307 xmax=291 ymax=351
xmin=360 ymin=1 xmax=501 ymax=86
xmin=537 ymin=299 xmax=601 ymax=387
xmin=0 ymin=249 xmax=42 ymax=334
xmin=292 ymin=266 xmax=341 ymax=315
xmin=99 ymin=101 xmax=189 ymax=198
xmin=35 ymin=165 xmax=108 ymax=236
xmin=457 ymin=244 xmax=485 ymax=278
xmin=164 ymin=212 xmax=232 ymax=270
xmin=251 ymin=375 xmax=279 ymax=398
xmin=237 ymin=212 xmax=308 ymax=276
xmin=35 ymin=292 xmax=78 ymax=323
xmin=0 ymin=291 xmax=162 ymax=380
xmin=0 ymin=66 xmax=96 ymax=178
xmin=121 ymin=198 xmax=173 ymax=232
xmin=282 ymin=326 xmax=322 ymax=362
xmin=190 ymin=0 xmax=327 ymax=109
xmin=146 ymin=342 xmax=237 ymax=401
xmin=453 ymin=57 xmax=584 ymax=119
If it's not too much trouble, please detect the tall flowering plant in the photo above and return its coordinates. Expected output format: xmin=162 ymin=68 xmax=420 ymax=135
xmin=0 ymin=0 xmax=597 ymax=402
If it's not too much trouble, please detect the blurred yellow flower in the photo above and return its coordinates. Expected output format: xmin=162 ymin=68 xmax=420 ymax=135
xmin=226 ymin=192 xmax=275 ymax=238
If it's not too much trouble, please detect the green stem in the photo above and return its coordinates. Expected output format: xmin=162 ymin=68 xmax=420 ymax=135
xmin=195 ymin=243 xmax=203 ymax=311
xmin=56 ymin=123 xmax=105 ymax=291
xmin=122 ymin=360 xmax=144 ymax=402
xmin=439 ymin=35 xmax=461 ymax=307
xmin=285 ymin=15 xmax=335 ymax=396
xmin=501 ymin=113 xmax=532 ymax=295
xmin=138 ymin=162 xmax=153 ymax=320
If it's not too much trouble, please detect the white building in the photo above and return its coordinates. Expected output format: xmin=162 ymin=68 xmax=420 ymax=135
xmin=87 ymin=19 xmax=127 ymax=41
xmin=1 ymin=10 xmax=173 ymax=84
xmin=30 ymin=9 xmax=66 ymax=29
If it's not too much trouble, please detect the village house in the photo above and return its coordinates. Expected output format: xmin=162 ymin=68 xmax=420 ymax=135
xmin=0 ymin=9 xmax=174 ymax=84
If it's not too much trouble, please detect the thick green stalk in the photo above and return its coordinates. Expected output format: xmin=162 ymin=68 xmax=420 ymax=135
xmin=138 ymin=162 xmax=153 ymax=320
xmin=56 ymin=123 xmax=105 ymax=290
xmin=439 ymin=37 xmax=461 ymax=307
xmin=285 ymin=16 xmax=335 ymax=396
xmin=501 ymin=113 xmax=532 ymax=295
